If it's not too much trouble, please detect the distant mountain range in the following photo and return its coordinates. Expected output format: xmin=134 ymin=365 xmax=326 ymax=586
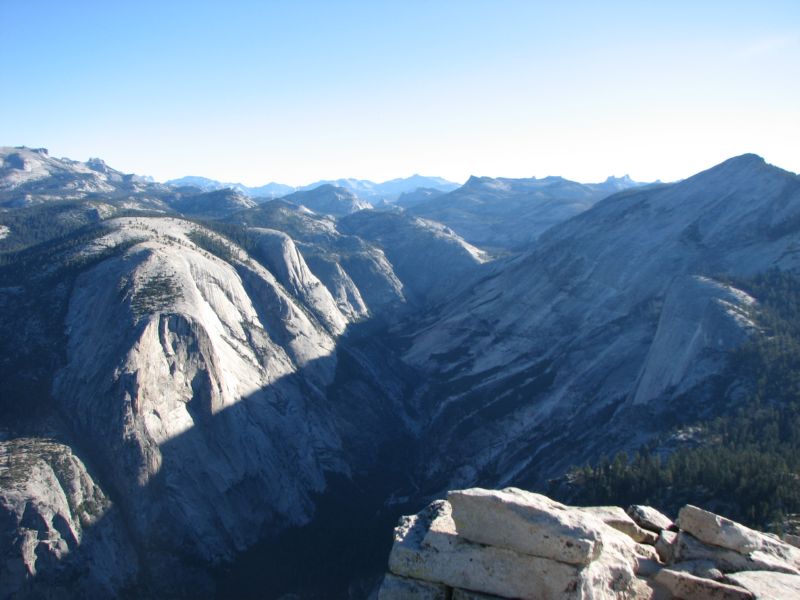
xmin=166 ymin=176 xmax=296 ymax=199
xmin=403 ymin=174 xmax=650 ymax=250
xmin=165 ymin=171 xmax=650 ymax=246
xmin=165 ymin=173 xmax=460 ymax=202
xmin=0 ymin=146 xmax=647 ymax=231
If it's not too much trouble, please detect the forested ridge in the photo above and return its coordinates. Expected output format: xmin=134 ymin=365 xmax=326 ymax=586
xmin=561 ymin=269 xmax=800 ymax=530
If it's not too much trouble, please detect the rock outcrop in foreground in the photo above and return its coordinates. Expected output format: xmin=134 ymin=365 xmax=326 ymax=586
xmin=0 ymin=437 xmax=138 ymax=598
xmin=377 ymin=488 xmax=800 ymax=599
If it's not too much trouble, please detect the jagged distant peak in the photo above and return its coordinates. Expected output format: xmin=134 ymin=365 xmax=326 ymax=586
xmin=590 ymin=174 xmax=648 ymax=193
xmin=604 ymin=174 xmax=633 ymax=184
xmin=457 ymin=154 xmax=779 ymax=198
xmin=86 ymin=157 xmax=112 ymax=173
xmin=0 ymin=145 xmax=49 ymax=157
xmin=464 ymin=173 xmax=643 ymax=190
xmin=1 ymin=145 xmax=52 ymax=169
xmin=0 ymin=146 xmax=133 ymax=180
xmin=0 ymin=146 xmax=130 ymax=196
xmin=464 ymin=175 xmax=493 ymax=185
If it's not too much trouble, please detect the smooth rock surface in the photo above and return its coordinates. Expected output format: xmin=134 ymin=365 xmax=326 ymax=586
xmin=627 ymin=505 xmax=674 ymax=533
xmin=447 ymin=488 xmax=605 ymax=565
xmin=337 ymin=210 xmax=489 ymax=306
xmin=248 ymin=227 xmax=349 ymax=334
xmin=678 ymin=505 xmax=800 ymax=569
xmin=387 ymin=500 xmax=585 ymax=600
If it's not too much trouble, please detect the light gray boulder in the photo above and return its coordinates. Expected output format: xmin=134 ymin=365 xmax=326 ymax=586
xmin=387 ymin=500 xmax=583 ymax=600
xmin=386 ymin=499 xmax=650 ymax=600
xmin=654 ymin=568 xmax=753 ymax=599
xmin=627 ymin=505 xmax=674 ymax=533
xmin=379 ymin=490 xmax=800 ymax=600
xmin=674 ymin=531 xmax=800 ymax=575
xmin=678 ymin=505 xmax=800 ymax=572
xmin=446 ymin=488 xmax=605 ymax=565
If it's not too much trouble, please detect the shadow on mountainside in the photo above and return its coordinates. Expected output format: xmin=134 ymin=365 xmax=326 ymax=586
xmin=0 ymin=221 xmax=430 ymax=599
xmin=14 ymin=316 xmax=426 ymax=600
xmin=201 ymin=319 xmax=424 ymax=599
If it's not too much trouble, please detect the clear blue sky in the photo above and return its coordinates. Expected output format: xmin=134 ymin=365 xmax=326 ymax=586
xmin=2 ymin=1 xmax=798 ymax=185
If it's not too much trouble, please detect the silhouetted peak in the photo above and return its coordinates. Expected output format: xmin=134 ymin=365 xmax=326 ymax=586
xmin=604 ymin=175 xmax=633 ymax=184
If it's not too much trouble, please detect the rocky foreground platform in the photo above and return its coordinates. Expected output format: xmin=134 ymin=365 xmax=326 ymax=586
xmin=377 ymin=488 xmax=800 ymax=599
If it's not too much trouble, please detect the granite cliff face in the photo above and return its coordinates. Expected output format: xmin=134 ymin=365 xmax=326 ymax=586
xmin=399 ymin=155 xmax=800 ymax=495
xmin=0 ymin=205 xmax=487 ymax=596
xmin=336 ymin=210 xmax=490 ymax=306
xmin=27 ymin=217 xmax=354 ymax=593
xmin=0 ymin=436 xmax=138 ymax=598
